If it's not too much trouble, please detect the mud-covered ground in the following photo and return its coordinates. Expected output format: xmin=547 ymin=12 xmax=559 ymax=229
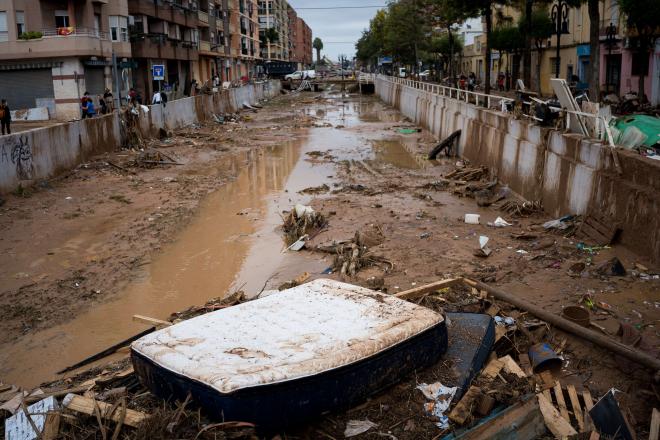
xmin=0 ymin=90 xmax=658 ymax=438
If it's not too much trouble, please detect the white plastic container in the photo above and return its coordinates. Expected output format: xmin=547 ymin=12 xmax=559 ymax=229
xmin=464 ymin=214 xmax=480 ymax=224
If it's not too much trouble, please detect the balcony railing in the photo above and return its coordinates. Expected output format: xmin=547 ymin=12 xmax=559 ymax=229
xmin=198 ymin=10 xmax=209 ymax=25
xmin=41 ymin=27 xmax=109 ymax=39
xmin=199 ymin=40 xmax=211 ymax=51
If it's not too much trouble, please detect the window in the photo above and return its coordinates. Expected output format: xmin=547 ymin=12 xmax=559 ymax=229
xmin=94 ymin=14 xmax=100 ymax=36
xmin=550 ymin=57 xmax=559 ymax=75
xmin=631 ymin=52 xmax=649 ymax=76
xmin=109 ymin=16 xmax=128 ymax=42
xmin=16 ymin=11 xmax=24 ymax=36
xmin=55 ymin=10 xmax=69 ymax=28
xmin=0 ymin=11 xmax=7 ymax=42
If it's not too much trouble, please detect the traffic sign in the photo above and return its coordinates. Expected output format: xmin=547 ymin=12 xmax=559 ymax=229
xmin=152 ymin=64 xmax=165 ymax=81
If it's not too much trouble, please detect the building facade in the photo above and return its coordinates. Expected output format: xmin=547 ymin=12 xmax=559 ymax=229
xmin=257 ymin=0 xmax=288 ymax=61
xmin=0 ymin=0 xmax=121 ymax=119
xmin=287 ymin=6 xmax=311 ymax=69
xmin=1 ymin=0 xmax=310 ymax=117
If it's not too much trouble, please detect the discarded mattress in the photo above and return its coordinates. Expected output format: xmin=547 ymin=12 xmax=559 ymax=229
xmin=131 ymin=279 xmax=447 ymax=428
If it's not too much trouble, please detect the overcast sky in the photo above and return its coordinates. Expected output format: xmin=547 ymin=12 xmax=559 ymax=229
xmin=288 ymin=0 xmax=386 ymax=62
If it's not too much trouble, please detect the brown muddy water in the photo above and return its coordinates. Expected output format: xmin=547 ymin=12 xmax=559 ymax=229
xmin=0 ymin=95 xmax=423 ymax=388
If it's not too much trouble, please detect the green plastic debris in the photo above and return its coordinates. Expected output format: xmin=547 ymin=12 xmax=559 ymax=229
xmin=611 ymin=114 xmax=660 ymax=148
xmin=398 ymin=128 xmax=420 ymax=134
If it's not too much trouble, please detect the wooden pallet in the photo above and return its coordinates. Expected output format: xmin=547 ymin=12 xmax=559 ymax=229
xmin=578 ymin=213 xmax=621 ymax=246
xmin=542 ymin=381 xmax=594 ymax=434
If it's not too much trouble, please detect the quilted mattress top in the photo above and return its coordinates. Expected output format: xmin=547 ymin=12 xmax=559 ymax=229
xmin=131 ymin=279 xmax=443 ymax=393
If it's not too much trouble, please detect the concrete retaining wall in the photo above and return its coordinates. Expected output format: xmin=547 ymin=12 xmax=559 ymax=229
xmin=0 ymin=80 xmax=280 ymax=194
xmin=376 ymin=76 xmax=660 ymax=264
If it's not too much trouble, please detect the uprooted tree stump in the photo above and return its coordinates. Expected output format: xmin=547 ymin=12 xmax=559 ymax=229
xmin=282 ymin=206 xmax=326 ymax=245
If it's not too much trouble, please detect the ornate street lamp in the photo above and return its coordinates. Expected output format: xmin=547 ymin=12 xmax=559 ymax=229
xmin=605 ymin=23 xmax=617 ymax=93
xmin=550 ymin=0 xmax=570 ymax=79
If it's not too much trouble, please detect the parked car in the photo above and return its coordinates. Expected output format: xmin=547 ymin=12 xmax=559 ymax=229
xmin=419 ymin=70 xmax=431 ymax=80
xmin=284 ymin=70 xmax=316 ymax=80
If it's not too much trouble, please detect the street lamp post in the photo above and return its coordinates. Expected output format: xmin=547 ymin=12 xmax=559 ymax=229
xmin=605 ymin=23 xmax=617 ymax=94
xmin=550 ymin=0 xmax=570 ymax=79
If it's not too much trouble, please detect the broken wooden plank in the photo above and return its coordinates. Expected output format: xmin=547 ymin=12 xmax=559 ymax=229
xmin=553 ymin=382 xmax=571 ymax=424
xmin=94 ymin=366 xmax=135 ymax=388
xmin=480 ymin=359 xmax=505 ymax=381
xmin=519 ymin=354 xmax=533 ymax=377
xmin=582 ymin=390 xmax=594 ymax=411
xmin=448 ymin=385 xmax=482 ymax=425
xmin=132 ymin=315 xmax=171 ymax=328
xmin=538 ymin=371 xmax=555 ymax=390
xmin=649 ymin=408 xmax=659 ymax=440
xmin=566 ymin=384 xmax=585 ymax=432
xmin=456 ymin=395 xmax=545 ymax=440
xmin=25 ymin=385 xmax=91 ymax=405
xmin=395 ymin=278 xmax=463 ymax=300
xmin=42 ymin=412 xmax=61 ymax=440
xmin=499 ymin=355 xmax=526 ymax=378
xmin=62 ymin=394 xmax=147 ymax=428
xmin=537 ymin=393 xmax=578 ymax=439
xmin=543 ymin=389 xmax=552 ymax=403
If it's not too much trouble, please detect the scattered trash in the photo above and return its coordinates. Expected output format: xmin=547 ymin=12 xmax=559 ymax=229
xmin=516 ymin=249 xmax=529 ymax=254
xmin=494 ymin=316 xmax=515 ymax=326
xmin=398 ymin=128 xmax=421 ymax=134
xmin=464 ymin=213 xmax=480 ymax=224
xmin=561 ymin=306 xmax=590 ymax=328
xmin=488 ymin=217 xmax=512 ymax=228
xmin=500 ymin=199 xmax=543 ymax=217
xmin=285 ymin=234 xmax=308 ymax=252
xmin=417 ymin=382 xmax=457 ymax=429
xmin=594 ymin=257 xmax=626 ymax=276
xmin=528 ymin=343 xmax=562 ymax=374
xmin=543 ymin=215 xmax=574 ymax=230
xmin=282 ymin=204 xmax=326 ymax=246
xmin=4 ymin=396 xmax=58 ymax=440
xmin=589 ymin=389 xmax=635 ymax=440
xmin=344 ymin=419 xmax=378 ymax=437
xmin=473 ymin=236 xmax=492 ymax=257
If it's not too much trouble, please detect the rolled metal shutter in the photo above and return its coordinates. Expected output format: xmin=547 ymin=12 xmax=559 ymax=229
xmin=84 ymin=67 xmax=105 ymax=95
xmin=0 ymin=69 xmax=54 ymax=110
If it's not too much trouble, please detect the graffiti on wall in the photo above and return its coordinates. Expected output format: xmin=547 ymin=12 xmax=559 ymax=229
xmin=1 ymin=135 xmax=33 ymax=180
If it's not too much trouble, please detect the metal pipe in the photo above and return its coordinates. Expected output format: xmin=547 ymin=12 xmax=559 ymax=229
xmin=463 ymin=278 xmax=660 ymax=371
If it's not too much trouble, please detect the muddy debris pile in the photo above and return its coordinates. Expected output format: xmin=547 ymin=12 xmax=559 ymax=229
xmin=315 ymin=228 xmax=393 ymax=277
xmin=281 ymin=203 xmax=327 ymax=246
xmin=1 ymin=277 xmax=658 ymax=440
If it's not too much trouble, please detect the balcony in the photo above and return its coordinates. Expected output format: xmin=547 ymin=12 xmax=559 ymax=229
xmin=198 ymin=10 xmax=210 ymax=27
xmin=129 ymin=0 xmax=197 ymax=28
xmin=130 ymin=33 xmax=198 ymax=61
xmin=0 ymin=27 xmax=112 ymax=60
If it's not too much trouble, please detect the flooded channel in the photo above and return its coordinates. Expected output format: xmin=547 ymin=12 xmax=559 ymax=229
xmin=0 ymin=95 xmax=423 ymax=387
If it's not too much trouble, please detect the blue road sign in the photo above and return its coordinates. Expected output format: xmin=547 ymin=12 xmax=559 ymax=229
xmin=152 ymin=64 xmax=165 ymax=81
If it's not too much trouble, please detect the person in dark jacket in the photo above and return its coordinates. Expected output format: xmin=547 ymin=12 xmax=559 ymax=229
xmin=0 ymin=99 xmax=10 ymax=135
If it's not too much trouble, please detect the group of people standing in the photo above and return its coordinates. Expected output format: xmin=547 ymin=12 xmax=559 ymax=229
xmin=81 ymin=89 xmax=115 ymax=119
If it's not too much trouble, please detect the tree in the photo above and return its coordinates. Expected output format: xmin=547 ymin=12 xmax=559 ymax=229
xmin=430 ymin=33 xmax=464 ymax=75
xmin=618 ymin=0 xmax=660 ymax=101
xmin=490 ymin=25 xmax=524 ymax=86
xmin=426 ymin=0 xmax=473 ymax=80
xmin=587 ymin=0 xmax=600 ymax=101
xmin=447 ymin=0 xmax=512 ymax=94
xmin=382 ymin=0 xmax=431 ymax=72
xmin=525 ymin=8 xmax=554 ymax=93
xmin=313 ymin=37 xmax=324 ymax=63
xmin=356 ymin=9 xmax=388 ymax=67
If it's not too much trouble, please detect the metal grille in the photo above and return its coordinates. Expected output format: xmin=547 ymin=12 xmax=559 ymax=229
xmin=0 ymin=69 xmax=54 ymax=110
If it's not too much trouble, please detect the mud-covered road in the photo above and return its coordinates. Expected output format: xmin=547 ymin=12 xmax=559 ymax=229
xmin=0 ymin=90 xmax=658 ymax=435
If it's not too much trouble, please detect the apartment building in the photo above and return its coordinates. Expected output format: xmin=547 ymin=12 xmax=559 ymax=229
xmin=226 ymin=0 xmax=259 ymax=80
xmin=0 ymin=0 xmax=125 ymax=119
xmin=128 ymin=0 xmax=200 ymax=100
xmin=257 ymin=0 xmax=288 ymax=61
xmin=287 ymin=5 xmax=311 ymax=69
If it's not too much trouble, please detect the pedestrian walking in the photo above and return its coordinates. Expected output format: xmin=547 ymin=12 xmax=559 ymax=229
xmin=152 ymin=90 xmax=163 ymax=105
xmin=86 ymin=97 xmax=96 ymax=117
xmin=0 ymin=99 xmax=11 ymax=135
